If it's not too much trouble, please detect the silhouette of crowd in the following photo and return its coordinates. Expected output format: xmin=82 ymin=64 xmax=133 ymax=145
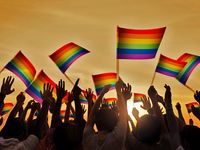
xmin=0 ymin=76 xmax=200 ymax=150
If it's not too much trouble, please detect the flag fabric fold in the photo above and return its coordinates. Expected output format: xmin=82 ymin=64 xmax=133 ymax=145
xmin=176 ymin=53 xmax=200 ymax=84
xmin=49 ymin=42 xmax=90 ymax=73
xmin=25 ymin=70 xmax=56 ymax=103
xmin=4 ymin=51 xmax=36 ymax=87
xmin=185 ymin=102 xmax=200 ymax=113
xmin=156 ymin=54 xmax=186 ymax=77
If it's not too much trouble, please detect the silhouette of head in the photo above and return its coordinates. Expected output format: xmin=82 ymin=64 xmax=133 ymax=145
xmin=95 ymin=106 xmax=118 ymax=132
xmin=180 ymin=125 xmax=200 ymax=150
xmin=135 ymin=115 xmax=161 ymax=144
xmin=53 ymin=122 xmax=82 ymax=150
xmin=0 ymin=117 xmax=27 ymax=141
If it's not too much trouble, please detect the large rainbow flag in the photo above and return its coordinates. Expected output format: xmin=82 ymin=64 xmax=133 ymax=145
xmin=92 ymin=72 xmax=117 ymax=96
xmin=49 ymin=42 xmax=90 ymax=73
xmin=176 ymin=53 xmax=200 ymax=84
xmin=117 ymin=26 xmax=166 ymax=59
xmin=185 ymin=102 xmax=200 ymax=113
xmin=156 ymin=54 xmax=186 ymax=77
xmin=134 ymin=93 xmax=146 ymax=103
xmin=4 ymin=51 xmax=36 ymax=87
xmin=1 ymin=103 xmax=14 ymax=116
xmin=25 ymin=70 xmax=56 ymax=103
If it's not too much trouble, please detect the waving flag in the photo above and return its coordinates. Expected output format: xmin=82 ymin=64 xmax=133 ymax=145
xmin=25 ymin=70 xmax=56 ymax=103
xmin=185 ymin=102 xmax=200 ymax=113
xmin=4 ymin=51 xmax=36 ymax=87
xmin=49 ymin=42 xmax=90 ymax=73
xmin=104 ymin=98 xmax=117 ymax=105
xmin=176 ymin=53 xmax=200 ymax=84
xmin=1 ymin=103 xmax=14 ymax=116
xmin=92 ymin=73 xmax=117 ymax=96
xmin=134 ymin=93 xmax=146 ymax=103
xmin=60 ymin=110 xmax=74 ymax=119
xmin=117 ymin=26 xmax=166 ymax=59
xmin=156 ymin=54 xmax=186 ymax=77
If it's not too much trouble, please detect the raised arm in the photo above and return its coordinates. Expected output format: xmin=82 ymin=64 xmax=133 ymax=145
xmin=84 ymin=88 xmax=94 ymax=119
xmin=64 ymin=92 xmax=73 ymax=123
xmin=8 ymin=92 xmax=25 ymax=119
xmin=51 ymin=79 xmax=67 ymax=128
xmin=175 ymin=102 xmax=186 ymax=125
xmin=84 ymin=84 xmax=111 ymax=130
xmin=164 ymin=84 xmax=181 ymax=149
xmin=0 ymin=76 xmax=15 ymax=111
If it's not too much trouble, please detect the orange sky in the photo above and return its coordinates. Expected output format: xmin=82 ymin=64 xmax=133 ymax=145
xmin=0 ymin=0 xmax=200 ymax=126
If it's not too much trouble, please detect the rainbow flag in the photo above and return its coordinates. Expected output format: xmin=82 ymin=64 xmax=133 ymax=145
xmin=104 ymin=98 xmax=117 ymax=105
xmin=25 ymin=70 xmax=56 ymax=103
xmin=117 ymin=26 xmax=166 ymax=59
xmin=4 ymin=51 xmax=36 ymax=87
xmin=156 ymin=54 xmax=186 ymax=77
xmin=176 ymin=53 xmax=200 ymax=84
xmin=49 ymin=42 xmax=90 ymax=73
xmin=1 ymin=103 xmax=14 ymax=116
xmin=134 ymin=93 xmax=146 ymax=103
xmin=185 ymin=102 xmax=200 ymax=113
xmin=92 ymin=72 xmax=117 ymax=96
xmin=79 ymin=94 xmax=88 ymax=104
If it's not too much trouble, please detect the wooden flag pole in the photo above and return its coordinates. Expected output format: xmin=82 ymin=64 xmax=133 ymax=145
xmin=116 ymin=59 xmax=119 ymax=80
xmin=64 ymin=73 xmax=74 ymax=86
xmin=185 ymin=84 xmax=195 ymax=93
xmin=0 ymin=68 xmax=4 ymax=74
xmin=151 ymin=72 xmax=156 ymax=85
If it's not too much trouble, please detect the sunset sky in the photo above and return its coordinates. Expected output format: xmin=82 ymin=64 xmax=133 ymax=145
xmin=0 ymin=0 xmax=200 ymax=125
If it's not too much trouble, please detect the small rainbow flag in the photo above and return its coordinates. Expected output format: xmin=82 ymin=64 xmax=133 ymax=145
xmin=25 ymin=70 xmax=56 ymax=103
xmin=185 ymin=102 xmax=200 ymax=113
xmin=156 ymin=54 xmax=186 ymax=77
xmin=104 ymin=98 xmax=117 ymax=105
xmin=1 ymin=103 xmax=14 ymax=116
xmin=79 ymin=94 xmax=88 ymax=104
xmin=134 ymin=93 xmax=146 ymax=103
xmin=4 ymin=51 xmax=36 ymax=87
xmin=49 ymin=42 xmax=90 ymax=73
xmin=176 ymin=53 xmax=200 ymax=84
xmin=92 ymin=72 xmax=117 ymax=96
xmin=117 ymin=26 xmax=166 ymax=59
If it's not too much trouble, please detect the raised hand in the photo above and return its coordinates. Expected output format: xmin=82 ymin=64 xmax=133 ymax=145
xmin=156 ymin=94 xmax=165 ymax=107
xmin=122 ymin=83 xmax=132 ymax=101
xmin=101 ymin=84 xmax=111 ymax=94
xmin=175 ymin=102 xmax=181 ymax=111
xmin=194 ymin=90 xmax=200 ymax=104
xmin=0 ymin=76 xmax=15 ymax=95
xmin=72 ymin=79 xmax=82 ymax=98
xmin=164 ymin=84 xmax=171 ymax=104
xmin=16 ymin=92 xmax=25 ymax=106
xmin=140 ymin=96 xmax=151 ymax=110
xmin=84 ymin=88 xmax=94 ymax=103
xmin=189 ymin=119 xmax=193 ymax=126
xmin=148 ymin=85 xmax=158 ymax=99
xmin=56 ymin=79 xmax=67 ymax=100
xmin=40 ymin=83 xmax=54 ymax=104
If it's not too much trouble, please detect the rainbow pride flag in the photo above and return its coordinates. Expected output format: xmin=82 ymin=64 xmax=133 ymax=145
xmin=176 ymin=53 xmax=200 ymax=84
xmin=4 ymin=51 xmax=36 ymax=87
xmin=79 ymin=94 xmax=88 ymax=104
xmin=92 ymin=72 xmax=117 ymax=96
xmin=134 ymin=93 xmax=146 ymax=103
xmin=1 ymin=103 xmax=14 ymax=116
xmin=117 ymin=26 xmax=166 ymax=59
xmin=49 ymin=42 xmax=90 ymax=73
xmin=104 ymin=98 xmax=117 ymax=105
xmin=185 ymin=102 xmax=200 ymax=113
xmin=25 ymin=70 xmax=56 ymax=103
xmin=156 ymin=54 xmax=186 ymax=77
